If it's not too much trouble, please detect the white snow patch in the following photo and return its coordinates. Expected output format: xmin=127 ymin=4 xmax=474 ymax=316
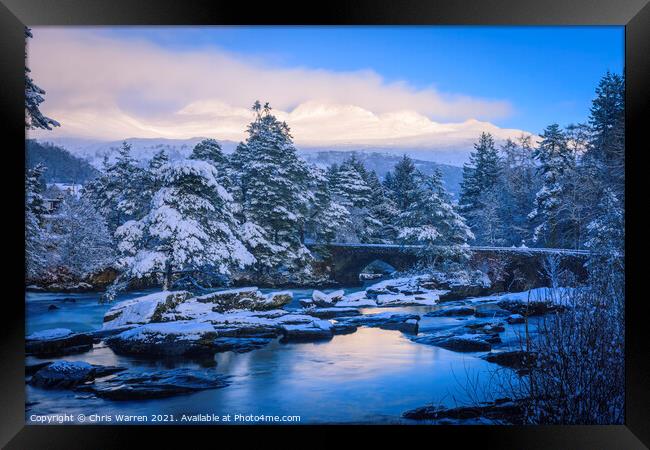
xmin=27 ymin=328 xmax=73 ymax=341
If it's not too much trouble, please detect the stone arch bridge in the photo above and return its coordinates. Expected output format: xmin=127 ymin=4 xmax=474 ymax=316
xmin=305 ymin=242 xmax=590 ymax=288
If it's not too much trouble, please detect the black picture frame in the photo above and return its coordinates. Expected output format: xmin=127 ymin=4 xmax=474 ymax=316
xmin=1 ymin=0 xmax=648 ymax=447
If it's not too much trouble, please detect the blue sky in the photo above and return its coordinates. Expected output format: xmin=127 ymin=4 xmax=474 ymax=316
xmin=97 ymin=26 xmax=624 ymax=133
xmin=30 ymin=26 xmax=623 ymax=163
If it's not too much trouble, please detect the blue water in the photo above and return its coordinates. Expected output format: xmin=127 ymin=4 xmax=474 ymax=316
xmin=25 ymin=287 xmax=526 ymax=424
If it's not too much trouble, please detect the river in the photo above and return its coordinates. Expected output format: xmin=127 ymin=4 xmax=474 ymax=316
xmin=25 ymin=285 xmax=524 ymax=424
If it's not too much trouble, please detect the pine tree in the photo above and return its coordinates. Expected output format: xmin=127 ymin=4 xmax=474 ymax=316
xmin=25 ymin=164 xmax=49 ymax=279
xmin=25 ymin=28 xmax=59 ymax=131
xmin=304 ymin=165 xmax=350 ymax=243
xmin=189 ymin=138 xmax=232 ymax=189
xmin=235 ymin=101 xmax=312 ymax=274
xmin=586 ymin=72 xmax=625 ymax=199
xmin=398 ymin=169 xmax=474 ymax=265
xmin=364 ymin=170 xmax=398 ymax=243
xmin=55 ymin=196 xmax=116 ymax=278
xmin=85 ymin=142 xmax=149 ymax=233
xmin=328 ymin=156 xmax=373 ymax=242
xmin=115 ymin=160 xmax=254 ymax=290
xmin=498 ymin=136 xmax=538 ymax=246
xmin=459 ymin=132 xmax=503 ymax=245
xmin=385 ymin=155 xmax=420 ymax=213
xmin=529 ymin=124 xmax=575 ymax=247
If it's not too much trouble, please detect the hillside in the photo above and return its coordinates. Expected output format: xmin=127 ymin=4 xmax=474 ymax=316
xmin=26 ymin=140 xmax=100 ymax=184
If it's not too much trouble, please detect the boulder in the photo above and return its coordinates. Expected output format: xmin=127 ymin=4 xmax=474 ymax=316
xmin=474 ymin=305 xmax=511 ymax=318
xmin=497 ymin=299 xmax=563 ymax=316
xmin=29 ymin=361 xmax=126 ymax=389
xmin=212 ymin=337 xmax=273 ymax=353
xmin=263 ymin=291 xmax=293 ymax=310
xmin=413 ymin=333 xmax=494 ymax=352
xmin=425 ymin=306 xmax=475 ymax=317
xmin=464 ymin=321 xmax=505 ymax=334
xmin=340 ymin=313 xmax=420 ymax=334
xmin=483 ymin=350 xmax=536 ymax=370
xmin=304 ymin=307 xmax=361 ymax=319
xmin=309 ymin=290 xmax=344 ymax=307
xmin=106 ymin=322 xmax=218 ymax=356
xmin=26 ymin=330 xmax=94 ymax=358
xmin=48 ymin=304 xmax=59 ymax=311
xmin=280 ymin=320 xmax=334 ymax=342
xmin=76 ymin=368 xmax=230 ymax=400
xmin=403 ymin=397 xmax=524 ymax=424
xmin=196 ymin=288 xmax=288 ymax=312
xmin=102 ymin=291 xmax=192 ymax=329
xmin=505 ymin=314 xmax=525 ymax=324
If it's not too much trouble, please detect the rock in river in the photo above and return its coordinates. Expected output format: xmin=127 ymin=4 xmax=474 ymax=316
xmin=403 ymin=397 xmax=524 ymax=424
xmin=75 ymin=368 xmax=230 ymax=400
xmin=29 ymin=360 xmax=126 ymax=389
xmin=26 ymin=329 xmax=94 ymax=358
xmin=106 ymin=321 xmax=218 ymax=356
xmin=338 ymin=313 xmax=420 ymax=334
xmin=425 ymin=306 xmax=475 ymax=317
xmin=412 ymin=333 xmax=497 ymax=352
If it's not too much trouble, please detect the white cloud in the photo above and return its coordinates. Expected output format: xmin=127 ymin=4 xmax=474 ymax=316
xmin=27 ymin=28 xmax=533 ymax=151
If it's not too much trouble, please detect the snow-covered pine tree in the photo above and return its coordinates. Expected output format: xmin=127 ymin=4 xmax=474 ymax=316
xmin=529 ymin=124 xmax=575 ymax=247
xmin=55 ymin=196 xmax=116 ymax=278
xmin=329 ymin=156 xmax=372 ymax=209
xmin=85 ymin=141 xmax=149 ymax=233
xmin=497 ymin=136 xmax=538 ymax=246
xmin=328 ymin=156 xmax=373 ymax=242
xmin=586 ymin=71 xmax=625 ymax=201
xmin=115 ymin=159 xmax=254 ymax=290
xmin=25 ymin=164 xmax=49 ymax=279
xmin=364 ymin=170 xmax=399 ymax=243
xmin=304 ymin=164 xmax=351 ymax=243
xmin=398 ymin=169 xmax=474 ymax=265
xmin=189 ymin=138 xmax=233 ymax=190
xmin=25 ymin=28 xmax=60 ymax=131
xmin=234 ymin=101 xmax=312 ymax=276
xmin=459 ymin=132 xmax=503 ymax=245
xmin=384 ymin=155 xmax=420 ymax=213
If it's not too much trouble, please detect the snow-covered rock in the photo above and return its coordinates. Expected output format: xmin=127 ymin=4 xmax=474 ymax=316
xmin=413 ymin=333 xmax=497 ymax=352
xmin=303 ymin=307 xmax=361 ymax=319
xmin=102 ymin=290 xmax=192 ymax=329
xmin=26 ymin=330 xmax=94 ymax=357
xmin=27 ymin=328 xmax=73 ymax=340
xmin=338 ymin=312 xmax=420 ymax=334
xmin=302 ymin=289 xmax=345 ymax=307
xmin=75 ymin=368 xmax=230 ymax=400
xmin=505 ymin=314 xmax=525 ymax=324
xmin=106 ymin=321 xmax=218 ymax=356
xmin=28 ymin=361 xmax=126 ymax=389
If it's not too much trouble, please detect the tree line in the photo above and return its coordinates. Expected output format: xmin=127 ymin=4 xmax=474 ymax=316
xmin=25 ymin=72 xmax=624 ymax=292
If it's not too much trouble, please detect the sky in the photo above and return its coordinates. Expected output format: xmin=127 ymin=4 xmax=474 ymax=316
xmin=28 ymin=26 xmax=624 ymax=160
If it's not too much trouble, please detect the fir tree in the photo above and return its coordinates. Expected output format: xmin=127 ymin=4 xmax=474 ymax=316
xmin=235 ymin=101 xmax=312 ymax=274
xmin=25 ymin=164 xmax=49 ymax=279
xmin=364 ymin=170 xmax=398 ymax=243
xmin=85 ymin=142 xmax=149 ymax=233
xmin=385 ymin=155 xmax=420 ymax=213
xmin=586 ymin=71 xmax=625 ymax=199
xmin=115 ymin=160 xmax=254 ymax=290
xmin=459 ymin=132 xmax=503 ymax=245
xmin=25 ymin=28 xmax=60 ymax=131
xmin=529 ymin=124 xmax=574 ymax=247
xmin=55 ymin=196 xmax=116 ymax=278
xmin=398 ymin=170 xmax=474 ymax=265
